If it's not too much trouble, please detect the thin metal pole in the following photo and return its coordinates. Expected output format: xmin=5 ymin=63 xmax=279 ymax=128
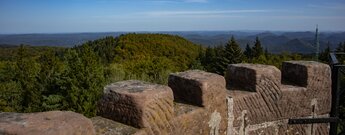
xmin=330 ymin=65 xmax=340 ymax=135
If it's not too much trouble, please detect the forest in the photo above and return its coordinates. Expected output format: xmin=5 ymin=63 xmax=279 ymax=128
xmin=0 ymin=33 xmax=343 ymax=132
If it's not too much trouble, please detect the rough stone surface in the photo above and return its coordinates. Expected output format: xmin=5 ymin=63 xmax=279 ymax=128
xmin=281 ymin=61 xmax=332 ymax=115
xmin=91 ymin=116 xmax=139 ymax=135
xmin=174 ymin=102 xmax=200 ymax=116
xmin=97 ymin=80 xmax=174 ymax=134
xmin=282 ymin=61 xmax=330 ymax=88
xmin=169 ymin=70 xmax=226 ymax=108
xmin=93 ymin=62 xmax=330 ymax=135
xmin=0 ymin=111 xmax=95 ymax=135
xmin=168 ymin=70 xmax=228 ymax=135
xmin=226 ymin=61 xmax=331 ymax=135
xmin=226 ymin=63 xmax=281 ymax=93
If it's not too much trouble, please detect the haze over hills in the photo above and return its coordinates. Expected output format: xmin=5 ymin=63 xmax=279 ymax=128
xmin=1 ymin=31 xmax=345 ymax=53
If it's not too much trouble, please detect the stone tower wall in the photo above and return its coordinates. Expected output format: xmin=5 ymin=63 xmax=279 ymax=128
xmin=0 ymin=61 xmax=332 ymax=135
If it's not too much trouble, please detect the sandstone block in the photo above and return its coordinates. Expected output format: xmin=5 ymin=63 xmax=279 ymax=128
xmin=97 ymin=80 xmax=174 ymax=130
xmin=168 ymin=70 xmax=227 ymax=135
xmin=226 ymin=61 xmax=331 ymax=134
xmin=91 ymin=116 xmax=140 ymax=135
xmin=282 ymin=61 xmax=331 ymax=89
xmin=168 ymin=70 xmax=226 ymax=108
xmin=226 ymin=64 xmax=281 ymax=95
xmin=281 ymin=61 xmax=332 ymax=116
xmin=0 ymin=111 xmax=95 ymax=135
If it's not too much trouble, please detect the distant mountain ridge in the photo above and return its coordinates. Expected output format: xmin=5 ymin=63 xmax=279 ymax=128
xmin=179 ymin=31 xmax=345 ymax=53
xmin=0 ymin=32 xmax=126 ymax=47
xmin=1 ymin=31 xmax=345 ymax=53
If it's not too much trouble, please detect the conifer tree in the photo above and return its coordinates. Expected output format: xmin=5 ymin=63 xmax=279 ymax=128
xmin=38 ymin=50 xmax=67 ymax=111
xmin=211 ymin=36 xmax=245 ymax=75
xmin=63 ymin=46 xmax=106 ymax=117
xmin=190 ymin=45 xmax=204 ymax=70
xmin=15 ymin=45 xmax=41 ymax=112
xmin=224 ymin=36 xmax=244 ymax=64
xmin=214 ymin=45 xmax=227 ymax=75
xmin=319 ymin=42 xmax=331 ymax=62
xmin=203 ymin=46 xmax=217 ymax=73
xmin=252 ymin=37 xmax=264 ymax=58
xmin=336 ymin=42 xmax=344 ymax=52
xmin=264 ymin=48 xmax=269 ymax=57
xmin=244 ymin=43 xmax=252 ymax=59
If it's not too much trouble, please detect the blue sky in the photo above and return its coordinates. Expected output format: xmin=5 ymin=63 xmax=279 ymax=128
xmin=0 ymin=0 xmax=345 ymax=34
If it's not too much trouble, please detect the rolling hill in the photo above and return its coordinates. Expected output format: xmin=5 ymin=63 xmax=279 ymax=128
xmin=1 ymin=31 xmax=345 ymax=53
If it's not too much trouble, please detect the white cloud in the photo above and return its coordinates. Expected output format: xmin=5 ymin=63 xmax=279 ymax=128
xmin=148 ymin=0 xmax=207 ymax=4
xmin=270 ymin=15 xmax=345 ymax=20
xmin=184 ymin=0 xmax=208 ymax=3
xmin=307 ymin=3 xmax=345 ymax=10
xmin=144 ymin=10 xmax=269 ymax=16
xmin=148 ymin=0 xmax=179 ymax=4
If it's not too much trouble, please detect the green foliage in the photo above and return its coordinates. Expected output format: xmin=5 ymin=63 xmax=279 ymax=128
xmin=106 ymin=63 xmax=127 ymax=83
xmin=252 ymin=37 xmax=264 ymax=58
xmin=190 ymin=45 xmax=204 ymax=70
xmin=42 ymin=95 xmax=67 ymax=111
xmin=200 ymin=36 xmax=305 ymax=75
xmin=213 ymin=45 xmax=228 ymax=75
xmin=336 ymin=42 xmax=345 ymax=52
xmin=122 ymin=56 xmax=173 ymax=84
xmin=114 ymin=33 xmax=200 ymax=71
xmin=78 ymin=36 xmax=117 ymax=64
xmin=244 ymin=43 xmax=252 ymax=59
xmin=0 ymin=45 xmax=107 ymax=116
xmin=38 ymin=50 xmax=66 ymax=93
xmin=201 ymin=37 xmax=245 ymax=75
xmin=0 ymin=81 xmax=22 ymax=112
xmin=0 ymin=45 xmax=65 ymax=61
xmin=63 ymin=46 xmax=106 ymax=117
xmin=202 ymin=46 xmax=217 ymax=72
xmin=319 ymin=42 xmax=331 ymax=62
xmin=251 ymin=52 xmax=302 ymax=69
xmin=224 ymin=36 xmax=244 ymax=64
xmin=76 ymin=33 xmax=201 ymax=84
xmin=0 ymin=34 xmax=202 ymax=116
xmin=15 ymin=45 xmax=42 ymax=112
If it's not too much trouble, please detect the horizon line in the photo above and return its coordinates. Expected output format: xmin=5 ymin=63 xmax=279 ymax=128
xmin=1 ymin=29 xmax=344 ymax=35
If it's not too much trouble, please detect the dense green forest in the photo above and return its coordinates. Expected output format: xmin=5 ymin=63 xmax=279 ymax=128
xmin=0 ymin=33 xmax=201 ymax=117
xmin=0 ymin=33 xmax=344 ymax=132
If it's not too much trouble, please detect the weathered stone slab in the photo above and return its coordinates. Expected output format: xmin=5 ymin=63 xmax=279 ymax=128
xmin=91 ymin=116 xmax=140 ymax=135
xmin=281 ymin=61 xmax=332 ymax=115
xmin=226 ymin=63 xmax=281 ymax=95
xmin=168 ymin=70 xmax=226 ymax=108
xmin=97 ymin=80 xmax=174 ymax=134
xmin=282 ymin=61 xmax=331 ymax=89
xmin=174 ymin=102 xmax=201 ymax=116
xmin=168 ymin=70 xmax=227 ymax=135
xmin=244 ymin=121 xmax=329 ymax=135
xmin=226 ymin=61 xmax=331 ymax=135
xmin=226 ymin=64 xmax=283 ymax=126
xmin=0 ymin=111 xmax=95 ymax=135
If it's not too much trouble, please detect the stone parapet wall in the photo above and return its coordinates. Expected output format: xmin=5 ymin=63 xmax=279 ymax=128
xmin=0 ymin=61 xmax=332 ymax=135
xmin=226 ymin=61 xmax=331 ymax=135
xmin=0 ymin=111 xmax=95 ymax=135
xmin=97 ymin=80 xmax=174 ymax=134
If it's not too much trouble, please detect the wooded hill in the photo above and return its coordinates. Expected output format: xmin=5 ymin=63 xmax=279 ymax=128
xmin=0 ymin=33 xmax=201 ymax=117
xmin=76 ymin=33 xmax=201 ymax=84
